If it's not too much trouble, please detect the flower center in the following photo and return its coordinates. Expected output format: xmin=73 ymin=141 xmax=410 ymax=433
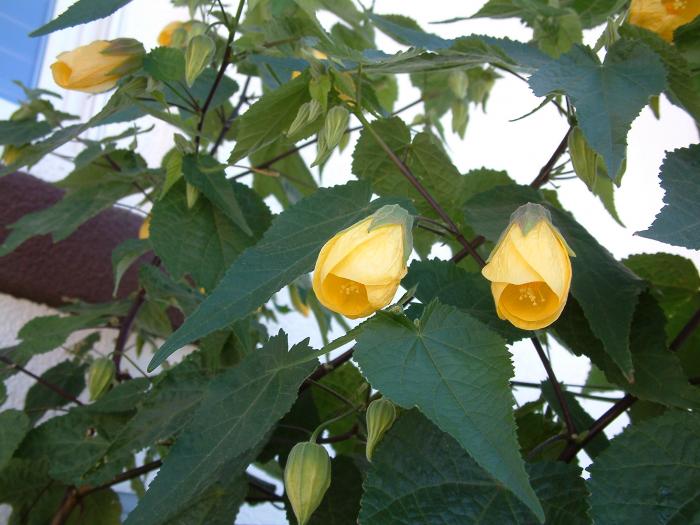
xmin=663 ymin=0 xmax=687 ymax=14
xmin=517 ymin=284 xmax=547 ymax=306
xmin=340 ymin=281 xmax=362 ymax=296
xmin=500 ymin=281 xmax=560 ymax=322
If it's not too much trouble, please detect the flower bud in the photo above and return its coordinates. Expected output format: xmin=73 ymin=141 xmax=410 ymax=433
xmin=185 ymin=34 xmax=216 ymax=87
xmin=88 ymin=358 xmax=115 ymax=401
xmin=629 ymin=0 xmax=700 ymax=42
xmin=365 ymin=398 xmax=396 ymax=461
xmin=158 ymin=21 xmax=193 ymax=47
xmin=139 ymin=216 xmax=151 ymax=240
xmin=186 ymin=182 xmax=199 ymax=209
xmin=448 ymin=70 xmax=469 ymax=99
xmin=284 ymin=442 xmax=331 ymax=525
xmin=482 ymin=203 xmax=574 ymax=330
xmin=322 ymin=106 xmax=350 ymax=151
xmin=313 ymin=204 xmax=413 ymax=319
xmin=50 ymin=39 xmax=144 ymax=94
xmin=568 ymin=127 xmax=598 ymax=189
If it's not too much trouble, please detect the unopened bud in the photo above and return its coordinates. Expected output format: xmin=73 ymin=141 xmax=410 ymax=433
xmin=88 ymin=358 xmax=115 ymax=401
xmin=186 ymin=182 xmax=199 ymax=209
xmin=365 ymin=398 xmax=397 ymax=461
xmin=185 ymin=34 xmax=216 ymax=87
xmin=448 ymin=70 xmax=469 ymax=99
xmin=568 ymin=127 xmax=598 ymax=190
xmin=284 ymin=442 xmax=331 ymax=525
xmin=322 ymin=106 xmax=349 ymax=150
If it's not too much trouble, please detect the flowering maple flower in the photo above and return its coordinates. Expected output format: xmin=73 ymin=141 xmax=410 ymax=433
xmin=312 ymin=204 xmax=413 ymax=319
xmin=482 ymin=203 xmax=575 ymax=330
xmin=50 ymin=39 xmax=144 ymax=94
xmin=629 ymin=0 xmax=700 ymax=42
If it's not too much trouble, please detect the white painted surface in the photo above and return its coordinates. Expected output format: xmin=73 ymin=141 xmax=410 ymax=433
xmin=1 ymin=1 xmax=698 ymax=523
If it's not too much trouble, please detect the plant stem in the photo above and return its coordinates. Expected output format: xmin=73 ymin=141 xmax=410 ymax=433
xmin=355 ymin=110 xmax=486 ymax=267
xmin=0 ymin=355 xmax=83 ymax=406
xmin=530 ymin=126 xmax=573 ymax=188
xmin=112 ymin=288 xmax=145 ymax=381
xmin=530 ymin=336 xmax=577 ymax=438
xmin=210 ymin=75 xmax=252 ymax=156
xmin=301 ymin=347 xmax=355 ymax=390
xmin=194 ymin=0 xmax=246 ymax=154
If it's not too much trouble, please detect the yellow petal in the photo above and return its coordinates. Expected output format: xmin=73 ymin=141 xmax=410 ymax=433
xmin=630 ymin=0 xmax=700 ymax=41
xmin=481 ymin=229 xmax=543 ymax=286
xmin=332 ymin=225 xmax=405 ymax=285
xmin=158 ymin=21 xmax=185 ymax=46
xmin=51 ymin=40 xmax=132 ymax=93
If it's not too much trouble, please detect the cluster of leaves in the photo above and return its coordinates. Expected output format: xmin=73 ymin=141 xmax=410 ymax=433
xmin=1 ymin=0 xmax=699 ymax=523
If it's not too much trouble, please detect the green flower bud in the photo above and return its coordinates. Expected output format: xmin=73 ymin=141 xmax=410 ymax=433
xmin=185 ymin=34 xmax=216 ymax=87
xmin=448 ymin=70 xmax=468 ymax=99
xmin=186 ymin=182 xmax=199 ymax=209
xmin=284 ymin=442 xmax=331 ymax=525
xmin=88 ymin=358 xmax=115 ymax=401
xmin=365 ymin=398 xmax=397 ymax=461
xmin=322 ymin=106 xmax=349 ymax=151
xmin=568 ymin=127 xmax=598 ymax=190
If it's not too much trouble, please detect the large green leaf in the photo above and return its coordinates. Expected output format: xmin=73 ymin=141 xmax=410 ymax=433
xmin=31 ymin=0 xmax=135 ymax=36
xmin=404 ymin=259 xmax=525 ymax=343
xmin=150 ymin=178 xmax=270 ymax=291
xmin=555 ymin=293 xmax=700 ymax=409
xmin=150 ymin=180 xmax=396 ymax=371
xmin=464 ymin=184 xmax=645 ymax=379
xmin=11 ymin=313 xmax=104 ymax=361
xmin=360 ymin=410 xmax=589 ymax=524
xmin=66 ymin=489 xmax=122 ymax=525
xmin=126 ymin=333 xmax=317 ymax=525
xmin=529 ymin=40 xmax=666 ymax=179
xmin=0 ymin=410 xmax=30 ymax=471
xmin=228 ymin=73 xmax=311 ymax=164
xmin=24 ymin=360 xmax=87 ymax=424
xmin=0 ymin=119 xmax=52 ymax=145
xmin=352 ymin=117 xmax=465 ymax=225
xmin=638 ymin=144 xmax=700 ymax=250
xmin=182 ymin=154 xmax=252 ymax=236
xmin=588 ymin=410 xmax=700 ymax=524
xmin=165 ymin=475 xmax=247 ymax=525
xmin=354 ymin=301 xmax=544 ymax=521
xmin=0 ymin=459 xmax=66 ymax=524
xmin=0 ymin=151 xmax=144 ymax=257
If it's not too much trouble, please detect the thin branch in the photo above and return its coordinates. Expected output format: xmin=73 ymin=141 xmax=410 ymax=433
xmin=355 ymin=110 xmax=486 ymax=267
xmin=317 ymin=424 xmax=359 ymax=444
xmin=306 ymin=379 xmax=358 ymax=410
xmin=210 ymin=75 xmax=252 ymax=156
xmin=301 ymin=348 xmax=355 ymax=390
xmin=195 ymin=0 xmax=246 ymax=153
xmin=112 ymin=288 xmax=146 ymax=381
xmin=670 ymin=306 xmax=700 ymax=352
xmin=0 ymin=355 xmax=83 ymax=406
xmin=530 ymin=126 xmax=573 ymax=189
xmin=530 ymin=336 xmax=577 ymax=438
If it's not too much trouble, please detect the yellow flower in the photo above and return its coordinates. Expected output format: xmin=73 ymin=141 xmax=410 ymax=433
xmin=138 ymin=216 xmax=150 ymax=240
xmin=481 ymin=203 xmax=574 ymax=330
xmin=311 ymin=49 xmax=328 ymax=60
xmin=291 ymin=70 xmax=302 ymax=79
xmin=629 ymin=0 xmax=700 ymax=41
xmin=50 ymin=39 xmax=143 ymax=94
xmin=158 ymin=21 xmax=191 ymax=47
xmin=312 ymin=205 xmax=413 ymax=319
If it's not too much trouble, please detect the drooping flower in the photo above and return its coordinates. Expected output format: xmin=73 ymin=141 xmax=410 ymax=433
xmin=629 ymin=0 xmax=700 ymax=41
xmin=312 ymin=205 xmax=413 ymax=319
xmin=50 ymin=39 xmax=144 ymax=94
xmin=158 ymin=21 xmax=188 ymax=47
xmin=482 ymin=203 xmax=574 ymax=330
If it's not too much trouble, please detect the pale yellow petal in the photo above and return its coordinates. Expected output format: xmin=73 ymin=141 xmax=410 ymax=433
xmin=482 ymin=233 xmax=542 ymax=286
xmin=365 ymin=280 xmax=402 ymax=310
xmin=331 ymin=225 xmax=405 ymax=285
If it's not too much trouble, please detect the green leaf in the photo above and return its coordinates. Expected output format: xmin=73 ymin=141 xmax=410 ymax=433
xmin=143 ymin=47 xmax=186 ymax=82
xmin=107 ymin=360 xmax=211 ymax=460
xmin=150 ymin=178 xmax=270 ymax=291
xmin=404 ymin=259 xmax=525 ymax=343
xmin=24 ymin=360 xmax=87 ymax=424
xmin=354 ymin=301 xmax=544 ymax=521
xmin=182 ymin=154 xmax=252 ymax=236
xmin=150 ymin=180 xmax=395 ymax=371
xmin=0 ymin=459 xmax=66 ymax=523
xmin=361 ymin=410 xmax=589 ymax=524
xmin=306 ymin=456 xmax=362 ymax=525
xmin=86 ymin=378 xmax=150 ymax=414
xmin=66 ymin=489 xmax=122 ymax=525
xmin=588 ymin=410 xmax=700 ymax=524
xmin=540 ymin=381 xmax=609 ymax=458
xmin=228 ymin=73 xmax=311 ymax=164
xmin=464 ymin=184 xmax=645 ymax=379
xmin=0 ymin=410 xmax=30 ymax=471
xmin=352 ymin=117 xmax=465 ymax=224
xmin=638 ymin=144 xmax=700 ymax=250
xmin=369 ymin=13 xmax=452 ymax=50
xmin=529 ymin=40 xmax=666 ymax=179
xmin=621 ymin=25 xmax=700 ymax=123
xmin=0 ymin=150 xmax=144 ymax=257
xmin=30 ymin=0 xmax=135 ymax=36
xmin=12 ymin=313 xmax=104 ymax=361
xmin=125 ymin=334 xmax=318 ymax=525
xmin=0 ymin=119 xmax=52 ymax=145
xmin=555 ymin=293 xmax=700 ymax=410
xmin=165 ymin=475 xmax=247 ymax=525
xmin=112 ymin=238 xmax=150 ymax=296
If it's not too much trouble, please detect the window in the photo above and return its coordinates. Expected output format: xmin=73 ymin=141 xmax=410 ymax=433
xmin=0 ymin=0 xmax=56 ymax=102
